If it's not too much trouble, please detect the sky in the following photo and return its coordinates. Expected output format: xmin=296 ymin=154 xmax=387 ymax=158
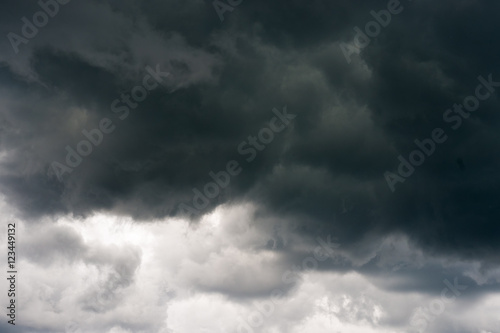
xmin=0 ymin=0 xmax=499 ymax=332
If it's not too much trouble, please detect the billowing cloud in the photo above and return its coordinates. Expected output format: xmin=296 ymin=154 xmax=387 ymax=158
xmin=0 ymin=0 xmax=499 ymax=332
xmin=0 ymin=200 xmax=498 ymax=332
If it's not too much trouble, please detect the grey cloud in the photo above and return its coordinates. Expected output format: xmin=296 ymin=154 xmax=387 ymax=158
xmin=1 ymin=0 xmax=500 ymax=331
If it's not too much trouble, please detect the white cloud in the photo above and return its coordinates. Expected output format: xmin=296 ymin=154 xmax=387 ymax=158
xmin=0 ymin=197 xmax=498 ymax=333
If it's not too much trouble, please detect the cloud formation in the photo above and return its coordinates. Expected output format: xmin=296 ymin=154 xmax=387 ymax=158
xmin=0 ymin=0 xmax=499 ymax=332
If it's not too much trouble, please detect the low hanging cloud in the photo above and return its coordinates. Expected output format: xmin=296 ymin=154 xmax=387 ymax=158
xmin=1 ymin=200 xmax=498 ymax=333
xmin=0 ymin=0 xmax=499 ymax=332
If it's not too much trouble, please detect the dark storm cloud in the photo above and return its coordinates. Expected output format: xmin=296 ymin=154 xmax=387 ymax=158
xmin=0 ymin=0 xmax=499 ymax=270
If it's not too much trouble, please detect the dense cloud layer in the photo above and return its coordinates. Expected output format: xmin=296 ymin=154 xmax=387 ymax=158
xmin=0 ymin=201 xmax=497 ymax=332
xmin=0 ymin=1 xmax=499 ymax=331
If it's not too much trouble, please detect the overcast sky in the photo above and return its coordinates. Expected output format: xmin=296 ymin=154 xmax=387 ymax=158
xmin=0 ymin=0 xmax=499 ymax=332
